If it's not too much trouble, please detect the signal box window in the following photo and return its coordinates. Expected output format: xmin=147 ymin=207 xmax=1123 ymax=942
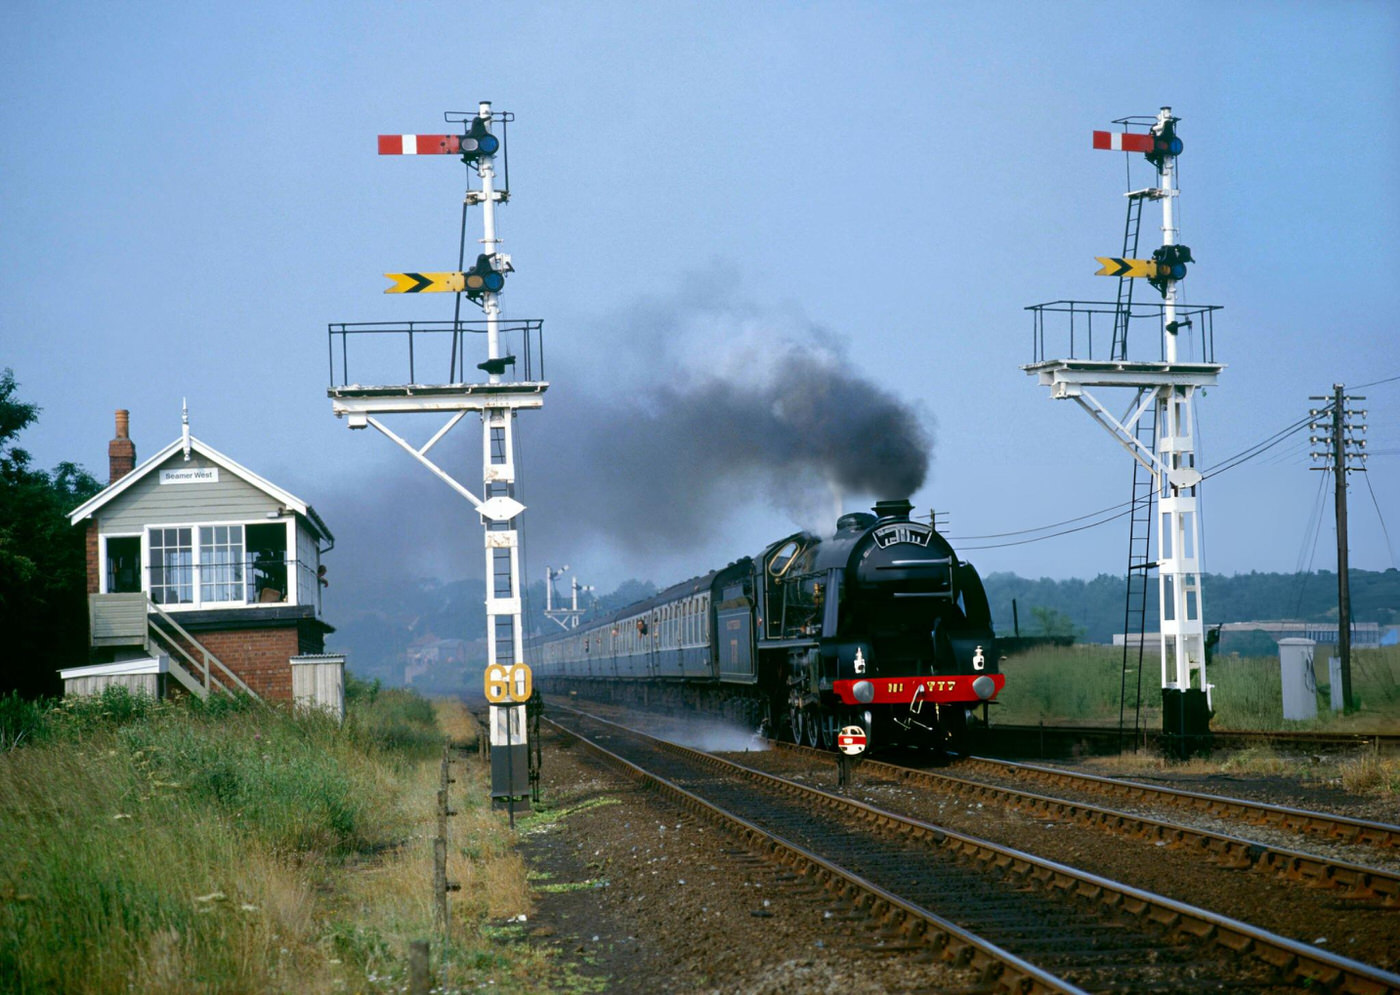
xmin=199 ymin=526 xmax=244 ymax=604
xmin=245 ymin=523 xmax=288 ymax=603
xmin=149 ymin=528 xmax=193 ymax=605
xmin=105 ymin=536 xmax=141 ymax=593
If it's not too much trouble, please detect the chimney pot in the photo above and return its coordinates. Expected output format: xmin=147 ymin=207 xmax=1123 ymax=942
xmin=108 ymin=409 xmax=136 ymax=484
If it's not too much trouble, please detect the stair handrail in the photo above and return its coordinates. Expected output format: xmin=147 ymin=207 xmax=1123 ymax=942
xmin=145 ymin=597 xmax=261 ymax=700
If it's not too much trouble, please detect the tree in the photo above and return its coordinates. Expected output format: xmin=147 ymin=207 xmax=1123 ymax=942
xmin=0 ymin=370 xmax=101 ymax=697
xmin=1029 ymin=605 xmax=1083 ymax=641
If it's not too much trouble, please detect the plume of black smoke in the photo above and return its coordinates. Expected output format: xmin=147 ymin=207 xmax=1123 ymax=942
xmin=517 ymin=294 xmax=933 ymax=557
xmin=313 ymin=283 xmax=934 ymax=594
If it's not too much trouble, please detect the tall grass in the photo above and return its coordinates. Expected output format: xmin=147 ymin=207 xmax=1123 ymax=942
xmin=0 ymin=686 xmax=434 ymax=993
xmin=1 ymin=687 xmax=561 ymax=993
xmin=993 ymin=645 xmax=1128 ymax=726
xmin=996 ymin=643 xmax=1400 ymax=733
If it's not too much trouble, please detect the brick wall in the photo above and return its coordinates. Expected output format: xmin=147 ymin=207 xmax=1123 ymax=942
xmin=193 ymin=626 xmax=302 ymax=702
xmin=86 ymin=521 xmax=100 ymax=595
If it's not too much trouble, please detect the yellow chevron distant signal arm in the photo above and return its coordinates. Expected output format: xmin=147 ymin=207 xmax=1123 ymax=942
xmin=1094 ymin=257 xmax=1157 ymax=279
xmin=384 ymin=272 xmax=467 ymax=294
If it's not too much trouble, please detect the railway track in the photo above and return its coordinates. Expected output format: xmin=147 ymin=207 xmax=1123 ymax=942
xmin=982 ymin=723 xmax=1400 ymax=759
xmin=546 ymin=704 xmax=1400 ymax=994
xmin=760 ymin=740 xmax=1400 ymax=903
xmin=953 ymin=753 xmax=1400 ymax=852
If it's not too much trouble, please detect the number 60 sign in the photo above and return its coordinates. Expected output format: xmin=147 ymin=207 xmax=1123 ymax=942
xmin=484 ymin=663 xmax=532 ymax=703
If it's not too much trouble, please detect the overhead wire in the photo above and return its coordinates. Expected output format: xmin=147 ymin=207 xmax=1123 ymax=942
xmin=1291 ymin=468 xmax=1331 ymax=617
xmin=952 ymin=409 xmax=1315 ymax=551
xmin=1362 ymin=470 xmax=1398 ymax=570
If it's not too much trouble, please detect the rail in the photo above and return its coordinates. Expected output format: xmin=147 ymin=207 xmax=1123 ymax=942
xmin=548 ymin=704 xmax=1400 ymax=994
xmin=546 ymin=713 xmax=1080 ymax=995
xmin=959 ymin=754 xmax=1400 ymax=850
xmin=771 ymin=740 xmax=1400 ymax=903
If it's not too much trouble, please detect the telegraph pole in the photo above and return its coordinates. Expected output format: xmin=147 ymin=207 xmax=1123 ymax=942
xmin=1333 ymin=385 xmax=1352 ymax=711
xmin=1310 ymin=384 xmax=1368 ymax=711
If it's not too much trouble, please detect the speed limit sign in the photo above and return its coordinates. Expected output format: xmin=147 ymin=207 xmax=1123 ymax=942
xmin=484 ymin=663 xmax=532 ymax=703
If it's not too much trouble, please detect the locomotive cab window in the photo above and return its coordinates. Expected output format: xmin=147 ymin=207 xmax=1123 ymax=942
xmin=768 ymin=539 xmax=805 ymax=578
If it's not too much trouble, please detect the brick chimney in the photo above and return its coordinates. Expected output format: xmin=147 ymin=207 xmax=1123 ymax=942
xmin=108 ymin=409 xmax=136 ymax=484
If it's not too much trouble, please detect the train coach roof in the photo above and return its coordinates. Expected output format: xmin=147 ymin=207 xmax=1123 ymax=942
xmin=533 ymin=567 xmax=724 ymax=644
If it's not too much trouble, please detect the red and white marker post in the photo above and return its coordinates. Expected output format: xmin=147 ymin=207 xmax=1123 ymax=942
xmin=836 ymin=724 xmax=867 ymax=786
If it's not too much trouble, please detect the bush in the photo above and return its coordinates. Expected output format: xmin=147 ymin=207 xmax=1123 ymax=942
xmin=0 ymin=692 xmax=54 ymax=750
xmin=345 ymin=686 xmax=442 ymax=759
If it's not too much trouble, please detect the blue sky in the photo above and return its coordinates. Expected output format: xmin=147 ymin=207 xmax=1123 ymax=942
xmin=4 ymin=1 xmax=1397 ymax=598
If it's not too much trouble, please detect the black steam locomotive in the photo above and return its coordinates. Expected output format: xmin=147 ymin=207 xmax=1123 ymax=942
xmin=532 ymin=499 xmax=1001 ymax=752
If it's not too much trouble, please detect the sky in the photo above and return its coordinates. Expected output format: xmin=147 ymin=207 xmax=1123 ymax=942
xmin=4 ymin=1 xmax=1398 ymax=606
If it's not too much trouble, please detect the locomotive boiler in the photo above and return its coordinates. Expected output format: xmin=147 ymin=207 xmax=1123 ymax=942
xmin=532 ymin=499 xmax=1002 ymax=752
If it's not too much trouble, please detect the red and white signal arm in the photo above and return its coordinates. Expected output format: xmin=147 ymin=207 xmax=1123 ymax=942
xmin=837 ymin=725 xmax=867 ymax=756
xmin=1092 ymin=130 xmax=1154 ymax=153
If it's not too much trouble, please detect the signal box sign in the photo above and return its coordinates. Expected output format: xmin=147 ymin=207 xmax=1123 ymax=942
xmin=837 ymin=725 xmax=867 ymax=755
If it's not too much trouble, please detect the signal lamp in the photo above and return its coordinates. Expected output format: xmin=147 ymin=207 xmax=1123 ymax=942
xmin=459 ymin=116 xmax=500 ymax=161
xmin=1146 ymin=118 xmax=1183 ymax=169
xmin=1148 ymin=243 xmax=1194 ymax=295
xmin=463 ymin=254 xmax=506 ymax=299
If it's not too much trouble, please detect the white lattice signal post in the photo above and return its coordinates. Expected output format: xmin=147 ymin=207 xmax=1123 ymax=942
xmin=1025 ymin=108 xmax=1223 ymax=755
xmin=329 ymin=102 xmax=546 ymax=788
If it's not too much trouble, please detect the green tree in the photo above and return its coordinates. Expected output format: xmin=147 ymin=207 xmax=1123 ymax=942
xmin=1029 ymin=605 xmax=1083 ymax=640
xmin=0 ymin=370 xmax=101 ymax=697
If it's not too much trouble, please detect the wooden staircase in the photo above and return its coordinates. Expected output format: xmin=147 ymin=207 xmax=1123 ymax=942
xmin=87 ymin=593 xmax=261 ymax=701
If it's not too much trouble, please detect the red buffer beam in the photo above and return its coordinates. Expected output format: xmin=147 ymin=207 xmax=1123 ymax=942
xmin=378 ymin=134 xmax=461 ymax=155
xmin=1092 ymin=130 xmax=1154 ymax=153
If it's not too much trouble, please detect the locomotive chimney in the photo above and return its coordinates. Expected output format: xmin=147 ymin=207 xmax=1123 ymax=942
xmin=872 ymin=498 xmax=913 ymax=522
xmin=108 ymin=409 xmax=136 ymax=484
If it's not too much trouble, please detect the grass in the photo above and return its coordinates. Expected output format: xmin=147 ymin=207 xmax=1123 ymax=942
xmin=0 ymin=686 xmax=564 ymax=994
xmin=995 ymin=643 xmax=1400 ymax=734
xmin=1077 ymin=743 xmax=1400 ymax=798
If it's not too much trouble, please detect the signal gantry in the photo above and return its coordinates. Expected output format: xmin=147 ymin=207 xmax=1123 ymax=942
xmin=328 ymin=101 xmax=543 ymax=803
xmin=1025 ymin=107 xmax=1223 ymax=757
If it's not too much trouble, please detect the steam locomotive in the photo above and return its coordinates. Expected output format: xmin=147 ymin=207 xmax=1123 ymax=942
xmin=532 ymin=499 xmax=1001 ymax=752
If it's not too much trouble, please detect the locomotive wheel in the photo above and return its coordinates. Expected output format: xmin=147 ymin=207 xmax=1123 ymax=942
xmin=804 ymin=707 xmax=820 ymax=748
xmin=818 ymin=710 xmax=840 ymax=750
xmin=789 ymin=705 xmax=805 ymax=745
